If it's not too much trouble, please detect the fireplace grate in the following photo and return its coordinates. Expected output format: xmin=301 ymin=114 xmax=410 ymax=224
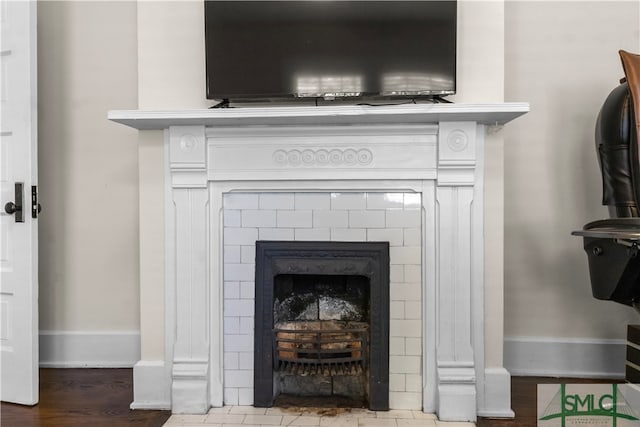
xmin=273 ymin=321 xmax=368 ymax=376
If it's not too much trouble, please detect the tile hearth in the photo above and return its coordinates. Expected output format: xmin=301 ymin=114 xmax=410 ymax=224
xmin=163 ymin=406 xmax=475 ymax=427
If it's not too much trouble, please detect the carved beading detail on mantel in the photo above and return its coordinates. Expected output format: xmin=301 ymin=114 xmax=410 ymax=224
xmin=272 ymin=148 xmax=373 ymax=167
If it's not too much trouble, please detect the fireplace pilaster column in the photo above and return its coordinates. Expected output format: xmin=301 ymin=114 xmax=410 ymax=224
xmin=168 ymin=125 xmax=211 ymax=413
xmin=435 ymin=122 xmax=479 ymax=421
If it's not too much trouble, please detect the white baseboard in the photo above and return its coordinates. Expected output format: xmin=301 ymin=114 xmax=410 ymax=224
xmin=479 ymin=367 xmax=515 ymax=418
xmin=504 ymin=336 xmax=626 ymax=378
xmin=39 ymin=330 xmax=140 ymax=368
xmin=131 ymin=360 xmax=171 ymax=410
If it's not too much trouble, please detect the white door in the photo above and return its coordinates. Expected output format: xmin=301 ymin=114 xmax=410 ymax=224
xmin=0 ymin=0 xmax=39 ymax=405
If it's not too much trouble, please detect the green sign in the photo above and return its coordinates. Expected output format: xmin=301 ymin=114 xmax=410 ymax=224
xmin=538 ymin=384 xmax=640 ymax=426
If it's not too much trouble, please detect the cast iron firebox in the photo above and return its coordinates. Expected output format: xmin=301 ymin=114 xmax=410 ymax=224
xmin=254 ymin=241 xmax=390 ymax=410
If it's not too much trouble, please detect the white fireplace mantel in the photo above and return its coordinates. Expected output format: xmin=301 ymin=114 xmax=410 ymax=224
xmin=109 ymin=103 xmax=527 ymax=129
xmin=109 ymin=103 xmax=528 ymax=422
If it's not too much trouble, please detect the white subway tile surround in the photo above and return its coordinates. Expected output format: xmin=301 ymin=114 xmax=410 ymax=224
xmin=222 ymin=192 xmax=423 ymax=410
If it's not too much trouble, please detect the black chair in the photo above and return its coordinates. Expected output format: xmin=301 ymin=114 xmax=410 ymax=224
xmin=573 ymin=51 xmax=640 ymax=312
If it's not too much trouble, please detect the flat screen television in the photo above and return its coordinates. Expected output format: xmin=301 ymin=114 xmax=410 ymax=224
xmin=204 ymin=0 xmax=457 ymax=102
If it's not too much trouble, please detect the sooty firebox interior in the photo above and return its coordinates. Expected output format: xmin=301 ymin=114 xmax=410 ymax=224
xmin=274 ymin=274 xmax=369 ymax=324
xmin=274 ymin=275 xmax=370 ymax=406
xmin=254 ymin=241 xmax=390 ymax=411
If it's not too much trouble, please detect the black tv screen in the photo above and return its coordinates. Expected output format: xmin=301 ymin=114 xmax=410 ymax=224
xmin=205 ymin=0 xmax=457 ymax=101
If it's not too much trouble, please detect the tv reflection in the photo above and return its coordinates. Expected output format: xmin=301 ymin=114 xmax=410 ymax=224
xmin=294 ymin=72 xmax=454 ymax=99
xmin=295 ymin=74 xmax=364 ymax=99
xmin=381 ymin=72 xmax=454 ymax=96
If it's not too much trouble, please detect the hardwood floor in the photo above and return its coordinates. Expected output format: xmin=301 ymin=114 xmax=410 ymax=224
xmin=0 ymin=369 xmax=621 ymax=427
xmin=1 ymin=368 xmax=171 ymax=427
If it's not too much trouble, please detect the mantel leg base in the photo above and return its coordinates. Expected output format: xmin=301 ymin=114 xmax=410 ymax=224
xmin=171 ymin=362 xmax=210 ymax=414
xmin=437 ymin=384 xmax=477 ymax=422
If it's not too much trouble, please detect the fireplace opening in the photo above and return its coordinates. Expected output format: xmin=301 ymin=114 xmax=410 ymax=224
xmin=254 ymin=241 xmax=389 ymax=411
xmin=273 ymin=274 xmax=370 ymax=406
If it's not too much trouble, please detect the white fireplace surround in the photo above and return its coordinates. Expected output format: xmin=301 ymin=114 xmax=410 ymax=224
xmin=109 ymin=103 xmax=528 ymax=422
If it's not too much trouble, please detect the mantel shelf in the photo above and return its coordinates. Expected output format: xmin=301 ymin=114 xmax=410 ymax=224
xmin=108 ymin=103 xmax=529 ymax=130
